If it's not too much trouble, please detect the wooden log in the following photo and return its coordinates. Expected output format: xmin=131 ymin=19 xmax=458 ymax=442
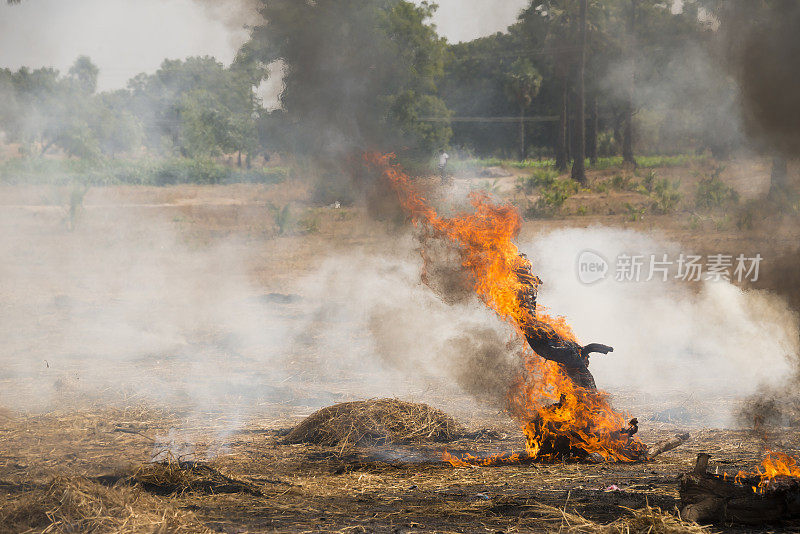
xmin=681 ymin=496 xmax=723 ymax=523
xmin=646 ymin=432 xmax=690 ymax=460
xmin=679 ymin=453 xmax=800 ymax=525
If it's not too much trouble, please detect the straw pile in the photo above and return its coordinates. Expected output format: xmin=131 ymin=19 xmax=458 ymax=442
xmin=132 ymin=459 xmax=261 ymax=496
xmin=284 ymin=399 xmax=463 ymax=447
xmin=0 ymin=476 xmax=210 ymax=534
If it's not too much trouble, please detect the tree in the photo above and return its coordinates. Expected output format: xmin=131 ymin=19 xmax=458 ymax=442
xmin=68 ymin=55 xmax=99 ymax=95
xmin=127 ymin=56 xmax=262 ymax=159
xmin=0 ymin=58 xmax=104 ymax=158
xmin=621 ymin=0 xmax=636 ymax=167
xmin=701 ymin=0 xmax=800 ymax=198
xmin=504 ymin=59 xmax=542 ymax=160
xmin=245 ymin=0 xmax=450 ymax=159
xmin=571 ymin=0 xmax=588 ymax=184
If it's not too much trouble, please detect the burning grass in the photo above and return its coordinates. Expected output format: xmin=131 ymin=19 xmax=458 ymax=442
xmin=365 ymin=152 xmax=646 ymax=464
xmin=284 ymin=398 xmax=463 ymax=448
xmin=0 ymin=476 xmax=210 ymax=534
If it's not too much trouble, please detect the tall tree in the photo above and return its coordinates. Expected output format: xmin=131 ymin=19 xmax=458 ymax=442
xmin=571 ymin=0 xmax=588 ymax=184
xmin=504 ymin=59 xmax=543 ymax=160
xmin=621 ymin=0 xmax=637 ymax=166
xmin=246 ymin=0 xmax=450 ymax=159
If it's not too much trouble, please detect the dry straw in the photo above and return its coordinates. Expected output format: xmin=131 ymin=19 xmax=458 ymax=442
xmin=0 ymin=476 xmax=211 ymax=533
xmin=284 ymin=398 xmax=463 ymax=449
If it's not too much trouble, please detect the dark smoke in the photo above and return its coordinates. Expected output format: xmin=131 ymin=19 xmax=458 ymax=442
xmin=711 ymin=1 xmax=800 ymax=434
xmin=719 ymin=0 xmax=800 ymax=156
xmin=443 ymin=328 xmax=522 ymax=409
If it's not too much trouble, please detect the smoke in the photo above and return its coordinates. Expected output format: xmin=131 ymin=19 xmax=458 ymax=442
xmin=717 ymin=1 xmax=800 ymax=157
xmin=0 ymin=189 xmax=520 ymax=453
xmin=521 ymin=227 xmax=798 ymax=426
xmin=601 ymin=18 xmax=745 ymax=157
xmin=190 ymin=0 xmax=260 ymax=37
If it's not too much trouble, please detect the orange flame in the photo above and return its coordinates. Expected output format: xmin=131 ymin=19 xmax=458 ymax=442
xmin=365 ymin=153 xmax=644 ymax=464
xmin=754 ymin=452 xmax=800 ymax=492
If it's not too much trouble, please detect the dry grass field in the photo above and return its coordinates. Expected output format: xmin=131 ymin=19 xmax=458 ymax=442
xmin=1 ymin=158 xmax=799 ymax=532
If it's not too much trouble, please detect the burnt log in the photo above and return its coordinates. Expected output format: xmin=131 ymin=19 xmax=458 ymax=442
xmin=515 ymin=254 xmax=611 ymax=391
xmin=646 ymin=432 xmax=690 ymax=460
xmin=680 ymin=453 xmax=800 ymax=524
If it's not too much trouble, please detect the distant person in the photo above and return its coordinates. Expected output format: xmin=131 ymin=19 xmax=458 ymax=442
xmin=437 ymin=149 xmax=450 ymax=184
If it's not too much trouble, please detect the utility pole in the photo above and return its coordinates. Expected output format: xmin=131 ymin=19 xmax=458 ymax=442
xmin=571 ymin=0 xmax=587 ymax=185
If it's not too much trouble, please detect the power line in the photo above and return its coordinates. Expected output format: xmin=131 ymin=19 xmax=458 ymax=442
xmin=420 ymin=116 xmax=559 ymax=123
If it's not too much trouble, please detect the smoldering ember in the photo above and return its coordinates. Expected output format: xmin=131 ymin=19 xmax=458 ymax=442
xmin=3 ymin=2 xmax=800 ymax=533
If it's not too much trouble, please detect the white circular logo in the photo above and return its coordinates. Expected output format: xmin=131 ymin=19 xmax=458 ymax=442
xmin=577 ymin=250 xmax=609 ymax=285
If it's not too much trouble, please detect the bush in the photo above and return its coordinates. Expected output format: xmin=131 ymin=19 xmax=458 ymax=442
xmin=516 ymin=168 xmax=560 ymax=194
xmin=695 ymin=167 xmax=739 ymax=210
xmin=610 ymin=173 xmax=637 ymax=191
xmin=651 ymin=178 xmax=682 ymax=214
xmin=525 ymin=174 xmax=579 ymax=218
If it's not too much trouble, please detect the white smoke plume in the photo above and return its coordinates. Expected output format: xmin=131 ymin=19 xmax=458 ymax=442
xmin=523 ymin=227 xmax=798 ymax=425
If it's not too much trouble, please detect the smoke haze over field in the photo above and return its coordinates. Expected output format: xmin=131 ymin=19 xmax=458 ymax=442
xmin=2 ymin=187 xmax=794 ymax=435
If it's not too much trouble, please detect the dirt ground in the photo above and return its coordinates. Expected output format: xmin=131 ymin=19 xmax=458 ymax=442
xmin=1 ymin=158 xmax=800 ymax=532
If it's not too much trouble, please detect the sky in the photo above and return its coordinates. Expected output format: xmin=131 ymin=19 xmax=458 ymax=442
xmin=0 ymin=0 xmax=529 ymax=92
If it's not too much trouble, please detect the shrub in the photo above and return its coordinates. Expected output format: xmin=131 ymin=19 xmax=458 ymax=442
xmin=525 ymin=175 xmax=579 ymax=218
xmin=695 ymin=167 xmax=739 ymax=210
xmin=651 ymin=178 xmax=682 ymax=214
xmin=610 ymin=173 xmax=637 ymax=191
xmin=516 ymin=168 xmax=559 ymax=195
xmin=271 ymin=204 xmax=294 ymax=235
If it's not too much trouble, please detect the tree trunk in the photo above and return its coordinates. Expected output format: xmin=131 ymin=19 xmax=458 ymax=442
xmin=237 ymin=151 xmax=242 ymax=168
xmin=622 ymin=0 xmax=637 ymax=167
xmin=566 ymin=87 xmax=572 ymax=164
xmin=588 ymin=94 xmax=598 ymax=164
xmin=519 ymin=105 xmax=526 ymax=161
xmin=567 ymin=94 xmax=573 ymax=163
xmin=769 ymin=156 xmax=788 ymax=198
xmin=571 ymin=0 xmax=587 ymax=185
xmin=556 ymin=74 xmax=568 ymax=172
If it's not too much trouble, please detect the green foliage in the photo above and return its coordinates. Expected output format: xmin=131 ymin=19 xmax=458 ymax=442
xmin=610 ymin=173 xmax=636 ymax=191
xmin=272 ymin=204 xmax=293 ymax=235
xmin=473 ymin=179 xmax=502 ymax=195
xmin=650 ymin=178 xmax=682 ymax=214
xmin=504 ymin=58 xmax=543 ymax=111
xmin=128 ymin=57 xmax=261 ymax=158
xmin=624 ymin=202 xmax=647 ymax=222
xmin=524 ymin=173 xmax=579 ymax=218
xmin=66 ymin=181 xmax=90 ymax=231
xmin=247 ymin=0 xmax=450 ymax=158
xmin=642 ymin=170 xmax=657 ymax=193
xmin=388 ymin=91 xmax=452 ymax=154
xmin=695 ymin=167 xmax=739 ymax=210
xmin=0 ymin=157 xmax=288 ymax=186
xmin=516 ymin=168 xmax=560 ymax=194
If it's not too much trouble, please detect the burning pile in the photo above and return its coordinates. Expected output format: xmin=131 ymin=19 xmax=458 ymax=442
xmin=365 ymin=153 xmax=646 ymax=465
xmin=681 ymin=452 xmax=800 ymax=524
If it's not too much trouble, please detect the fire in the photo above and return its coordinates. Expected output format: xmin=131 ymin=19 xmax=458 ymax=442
xmin=365 ymin=153 xmax=645 ymax=465
xmin=753 ymin=452 xmax=800 ymax=492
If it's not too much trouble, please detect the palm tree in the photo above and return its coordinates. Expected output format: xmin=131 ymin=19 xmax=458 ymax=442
xmin=505 ymin=59 xmax=543 ymax=161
